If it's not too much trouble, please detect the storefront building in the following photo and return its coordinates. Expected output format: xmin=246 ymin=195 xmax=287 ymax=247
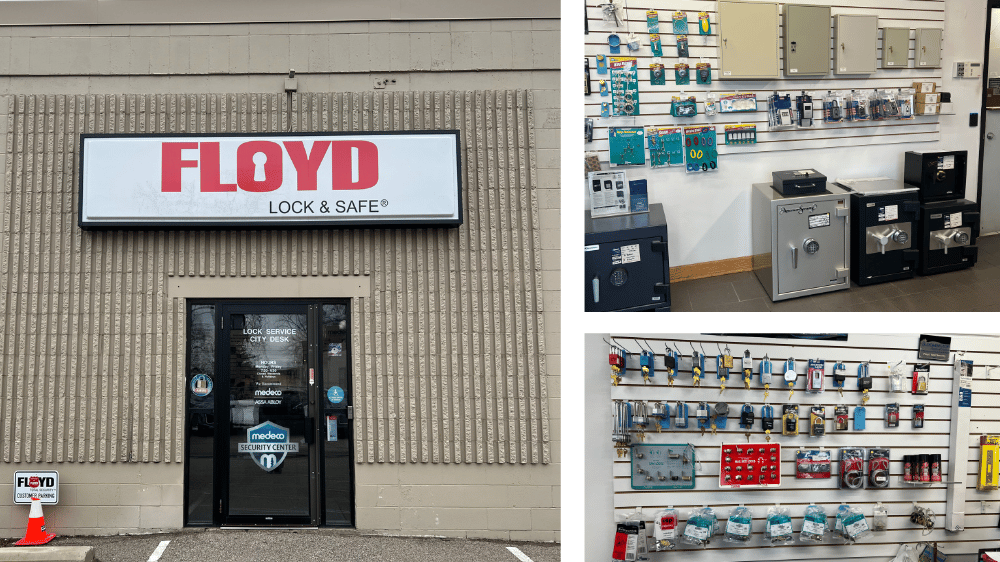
xmin=0 ymin=0 xmax=560 ymax=541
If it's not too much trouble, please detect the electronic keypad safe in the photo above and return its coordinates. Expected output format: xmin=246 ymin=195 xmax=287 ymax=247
xmin=585 ymin=204 xmax=671 ymax=311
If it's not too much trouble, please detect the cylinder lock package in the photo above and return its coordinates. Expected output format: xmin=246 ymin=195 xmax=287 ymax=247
xmin=835 ymin=504 xmax=872 ymax=543
xmin=724 ymin=506 xmax=753 ymax=544
xmin=651 ymin=509 xmax=679 ymax=551
xmin=800 ymin=504 xmax=828 ymax=543
xmin=680 ymin=507 xmax=718 ymax=547
xmin=765 ymin=506 xmax=794 ymax=545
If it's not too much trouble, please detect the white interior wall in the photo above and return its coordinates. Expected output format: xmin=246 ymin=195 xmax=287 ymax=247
xmin=585 ymin=333 xmax=1000 ymax=562
xmin=584 ymin=0 xmax=987 ymax=267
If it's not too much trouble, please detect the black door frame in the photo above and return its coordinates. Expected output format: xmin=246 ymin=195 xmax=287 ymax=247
xmin=183 ymin=298 xmax=354 ymax=528
xmin=978 ymin=2 xmax=999 ymax=207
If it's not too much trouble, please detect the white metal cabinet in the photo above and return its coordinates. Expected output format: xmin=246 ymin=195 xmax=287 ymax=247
xmin=882 ymin=27 xmax=910 ymax=69
xmin=719 ymin=1 xmax=780 ymax=80
xmin=835 ymin=14 xmax=878 ymax=74
xmin=915 ymin=28 xmax=943 ymax=68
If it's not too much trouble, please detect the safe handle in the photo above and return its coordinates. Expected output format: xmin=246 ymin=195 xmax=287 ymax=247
xmin=790 ymin=245 xmax=798 ymax=269
xmin=592 ymin=276 xmax=600 ymax=303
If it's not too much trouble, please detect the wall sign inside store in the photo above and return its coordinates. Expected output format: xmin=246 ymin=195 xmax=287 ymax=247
xmin=79 ymin=131 xmax=462 ymax=228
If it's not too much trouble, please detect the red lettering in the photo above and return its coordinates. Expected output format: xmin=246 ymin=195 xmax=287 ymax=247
xmin=200 ymin=142 xmax=236 ymax=192
xmin=284 ymin=141 xmax=330 ymax=191
xmin=161 ymin=142 xmax=198 ymax=192
xmin=330 ymin=141 xmax=378 ymax=190
xmin=237 ymin=141 xmax=284 ymax=192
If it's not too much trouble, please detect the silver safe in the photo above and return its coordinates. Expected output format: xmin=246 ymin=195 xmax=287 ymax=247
xmin=751 ymin=182 xmax=852 ymax=301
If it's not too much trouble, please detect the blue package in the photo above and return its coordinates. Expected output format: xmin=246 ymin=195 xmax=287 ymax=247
xmin=629 ymin=179 xmax=648 ymax=212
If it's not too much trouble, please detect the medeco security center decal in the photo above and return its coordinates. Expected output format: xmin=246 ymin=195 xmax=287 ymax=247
xmin=79 ymin=131 xmax=462 ymax=228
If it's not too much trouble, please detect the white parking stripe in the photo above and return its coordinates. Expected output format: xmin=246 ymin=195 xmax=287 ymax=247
xmin=506 ymin=546 xmax=534 ymax=562
xmin=148 ymin=540 xmax=170 ymax=562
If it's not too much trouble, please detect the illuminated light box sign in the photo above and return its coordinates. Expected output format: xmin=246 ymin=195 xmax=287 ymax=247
xmin=79 ymin=131 xmax=462 ymax=228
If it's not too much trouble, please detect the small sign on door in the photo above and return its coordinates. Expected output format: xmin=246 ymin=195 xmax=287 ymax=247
xmin=327 ymin=415 xmax=338 ymax=442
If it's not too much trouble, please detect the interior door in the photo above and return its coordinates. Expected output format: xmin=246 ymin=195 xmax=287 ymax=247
xmin=220 ymin=303 xmax=314 ymax=526
xmin=982 ymin=7 xmax=1000 ymax=234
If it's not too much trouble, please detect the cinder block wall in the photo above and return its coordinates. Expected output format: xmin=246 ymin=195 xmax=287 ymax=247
xmin=0 ymin=13 xmax=559 ymax=541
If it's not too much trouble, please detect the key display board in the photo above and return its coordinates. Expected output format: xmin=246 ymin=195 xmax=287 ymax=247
xmin=631 ymin=443 xmax=696 ymax=490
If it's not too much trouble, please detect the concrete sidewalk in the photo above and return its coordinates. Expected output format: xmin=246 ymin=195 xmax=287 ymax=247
xmin=2 ymin=530 xmax=560 ymax=562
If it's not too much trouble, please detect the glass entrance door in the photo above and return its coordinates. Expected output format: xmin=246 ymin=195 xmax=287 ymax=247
xmin=221 ymin=304 xmax=313 ymax=526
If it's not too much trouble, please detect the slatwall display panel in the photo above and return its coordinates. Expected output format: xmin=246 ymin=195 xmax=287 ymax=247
xmin=603 ymin=333 xmax=1000 ymax=561
xmin=584 ymin=1 xmax=945 ymax=157
xmin=0 ymin=91 xmax=550 ymax=467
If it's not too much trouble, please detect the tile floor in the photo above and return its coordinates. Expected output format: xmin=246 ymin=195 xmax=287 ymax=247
xmin=670 ymin=234 xmax=1000 ymax=312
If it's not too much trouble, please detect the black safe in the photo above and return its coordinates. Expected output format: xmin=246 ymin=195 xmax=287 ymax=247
xmin=772 ymin=169 xmax=827 ymax=196
xmin=919 ymin=199 xmax=979 ymax=275
xmin=904 ymin=150 xmax=968 ymax=203
xmin=585 ymin=204 xmax=670 ymax=311
xmin=838 ymin=179 xmax=921 ymax=286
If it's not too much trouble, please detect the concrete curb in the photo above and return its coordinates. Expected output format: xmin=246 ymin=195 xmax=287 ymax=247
xmin=0 ymin=546 xmax=94 ymax=562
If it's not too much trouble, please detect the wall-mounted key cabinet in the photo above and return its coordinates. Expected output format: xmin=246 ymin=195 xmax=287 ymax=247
xmin=784 ymin=4 xmax=832 ymax=76
xmin=719 ymin=1 xmax=780 ymax=80
xmin=882 ymin=27 xmax=910 ymax=68
xmin=835 ymin=14 xmax=878 ymax=74
xmin=915 ymin=28 xmax=943 ymax=68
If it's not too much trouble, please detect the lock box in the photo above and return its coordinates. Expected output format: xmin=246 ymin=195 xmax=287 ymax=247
xmin=585 ymin=203 xmax=670 ymax=311
xmin=751 ymin=182 xmax=851 ymax=301
xmin=904 ymin=150 xmax=968 ymax=203
xmin=919 ymin=199 xmax=979 ymax=275
xmin=838 ymin=178 xmax=921 ymax=286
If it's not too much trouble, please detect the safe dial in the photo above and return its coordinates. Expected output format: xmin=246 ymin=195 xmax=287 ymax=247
xmin=953 ymin=231 xmax=970 ymax=245
xmin=891 ymin=229 xmax=909 ymax=245
xmin=803 ymin=238 xmax=820 ymax=255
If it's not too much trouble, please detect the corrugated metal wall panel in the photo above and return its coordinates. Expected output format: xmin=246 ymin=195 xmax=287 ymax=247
xmin=0 ymin=90 xmax=548 ymax=465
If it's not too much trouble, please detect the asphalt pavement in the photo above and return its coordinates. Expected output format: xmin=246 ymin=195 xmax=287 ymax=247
xmin=2 ymin=530 xmax=560 ymax=562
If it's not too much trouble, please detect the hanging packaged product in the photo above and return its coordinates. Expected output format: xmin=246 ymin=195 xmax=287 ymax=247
xmin=660 ymin=128 xmax=684 ymax=167
xmin=612 ymin=400 xmax=633 ymax=457
xmin=796 ymin=449 xmax=832 ymax=479
xmin=585 ymin=118 xmax=593 ymax=143
xmin=761 ymin=404 xmax=775 ymax=442
xmin=741 ymin=351 xmax=753 ymax=390
xmin=839 ymin=448 xmax=865 ymax=489
xmin=872 ymin=503 xmax=888 ymax=532
xmin=601 ymin=102 xmax=610 ymax=118
xmin=800 ymin=504 xmax=828 ymax=543
xmin=612 ymin=518 xmax=649 ymax=562
xmin=868 ymin=448 xmax=891 ymax=488
xmin=885 ymin=403 xmax=900 ymax=428
xmin=626 ymin=33 xmax=640 ymax=53
xmin=651 ymin=509 xmax=678 ymax=551
xmin=609 ymin=127 xmax=646 ymax=167
xmin=853 ymin=90 xmax=871 ymax=121
xmin=639 ymin=350 xmax=655 ymax=383
xmin=719 ymin=443 xmax=781 ymax=488
xmin=912 ymin=364 xmax=930 ymax=394
xmin=835 ymin=405 xmax=849 ymax=431
xmin=783 ymin=358 xmax=797 ymax=399
xmin=696 ymin=62 xmax=712 ymax=85
xmin=881 ymin=90 xmax=901 ymax=120
xmin=913 ymin=404 xmax=925 ymax=429
xmin=854 ymin=406 xmax=866 ymax=430
xmin=759 ymin=354 xmax=773 ymax=399
xmin=680 ymin=507 xmax=717 ymax=547
xmin=649 ymin=401 xmax=669 ymax=432
xmin=649 ymin=34 xmax=663 ymax=58
xmin=674 ymin=63 xmax=690 ymax=86
xmin=646 ymin=10 xmax=659 ymax=33
xmin=796 ymin=92 xmax=814 ymax=127
xmin=676 ymin=35 xmax=689 ymax=58
xmin=833 ymin=361 xmax=847 ymax=396
xmin=698 ymin=12 xmax=711 ymax=35
xmin=809 ymin=406 xmax=825 ymax=437
xmin=898 ymin=88 xmax=915 ymax=119
xmin=725 ymin=506 xmax=753 ymax=544
xmin=647 ymin=127 xmax=666 ymax=167
xmin=595 ymin=54 xmax=608 ymax=75
xmin=869 ymin=89 xmax=885 ymax=121
xmin=858 ymin=361 xmax=873 ymax=405
xmin=649 ymin=63 xmax=666 ymax=86
xmin=979 ymin=435 xmax=1000 ymax=490
xmin=724 ymin=124 xmax=756 ymax=145
xmin=720 ymin=92 xmax=757 ymax=113
xmin=717 ymin=346 xmax=733 ymax=393
xmin=765 ymin=506 xmax=794 ymax=546
xmin=682 ymin=126 xmax=718 ymax=173
xmin=608 ymin=57 xmax=640 ymax=117
xmin=704 ymin=93 xmax=718 ymax=116
xmin=672 ymin=12 xmax=688 ymax=35
xmin=838 ymin=505 xmax=872 ymax=543
xmin=767 ymin=92 xmax=795 ymax=129
xmin=782 ymin=404 xmax=799 ymax=436
xmin=823 ymin=91 xmax=845 ymax=123
xmin=807 ymin=359 xmax=825 ymax=393
xmin=889 ymin=361 xmax=906 ymax=393
xmin=671 ymin=95 xmax=698 ymax=118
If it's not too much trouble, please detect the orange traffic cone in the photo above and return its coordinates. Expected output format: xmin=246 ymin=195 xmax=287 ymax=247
xmin=14 ymin=496 xmax=56 ymax=545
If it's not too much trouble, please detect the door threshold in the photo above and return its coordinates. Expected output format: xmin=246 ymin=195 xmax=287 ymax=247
xmin=221 ymin=526 xmax=320 ymax=530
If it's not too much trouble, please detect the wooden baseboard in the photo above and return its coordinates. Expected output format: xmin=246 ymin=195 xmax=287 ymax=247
xmin=670 ymin=256 xmax=753 ymax=283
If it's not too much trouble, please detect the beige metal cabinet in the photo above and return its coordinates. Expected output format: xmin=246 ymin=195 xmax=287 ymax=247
xmin=784 ymin=4 xmax=831 ymax=76
xmin=915 ymin=28 xmax=943 ymax=68
xmin=835 ymin=14 xmax=878 ymax=74
xmin=882 ymin=27 xmax=910 ymax=68
xmin=719 ymin=1 xmax=780 ymax=80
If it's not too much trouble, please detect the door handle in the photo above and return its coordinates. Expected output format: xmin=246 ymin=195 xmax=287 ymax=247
xmin=592 ymin=276 xmax=600 ymax=303
xmin=790 ymin=245 xmax=798 ymax=269
xmin=988 ymin=133 xmax=995 ymax=141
